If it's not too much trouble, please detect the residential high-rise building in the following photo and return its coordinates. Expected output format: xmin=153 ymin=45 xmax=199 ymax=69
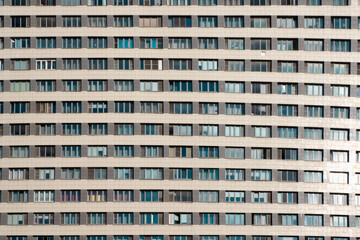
xmin=0 ymin=1 xmax=360 ymax=240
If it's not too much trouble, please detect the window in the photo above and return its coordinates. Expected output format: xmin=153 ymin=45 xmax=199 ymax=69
xmin=304 ymin=215 xmax=323 ymax=226
xmin=140 ymin=81 xmax=162 ymax=92
xmin=62 ymin=146 xmax=81 ymax=157
xmin=251 ymin=39 xmax=271 ymax=50
xmin=278 ymin=149 xmax=298 ymax=160
xmin=170 ymin=168 xmax=192 ymax=180
xmin=252 ymin=104 xmax=271 ymax=115
xmin=277 ymin=17 xmax=297 ymax=28
xmin=332 ymin=62 xmax=350 ymax=74
xmin=37 ymin=80 xmax=55 ymax=92
xmin=140 ymin=38 xmax=163 ymax=49
xmin=88 ymin=16 xmax=107 ymax=27
xmin=226 ymin=213 xmax=245 ymax=225
xmin=331 ymin=40 xmax=350 ymax=52
xmin=253 ymin=214 xmax=271 ymax=225
xmin=331 ymin=107 xmax=349 ymax=119
xmin=88 ymin=0 xmax=106 ymax=4
xmin=225 ymin=60 xmax=244 ymax=71
xmin=224 ymin=0 xmax=243 ymax=4
xmin=278 ymin=127 xmax=297 ymax=138
xmin=251 ymin=17 xmax=270 ymax=28
xmin=140 ymin=190 xmax=163 ymax=202
xmin=9 ymin=191 xmax=29 ymax=202
xmin=225 ymin=169 xmax=245 ymax=180
xmin=225 ymin=148 xmax=245 ymax=159
xmin=88 ymin=37 xmax=107 ymax=48
xmin=87 ymin=213 xmax=106 ymax=225
xmin=251 ymin=61 xmax=271 ymax=72
xmin=280 ymin=171 xmax=298 ymax=182
xmin=331 ymin=85 xmax=349 ymax=97
xmin=305 ymin=192 xmax=323 ymax=204
xmin=114 ymin=0 xmax=132 ymax=4
xmin=35 ymin=169 xmax=55 ymax=180
xmin=168 ymin=38 xmax=192 ymax=49
xmin=168 ymin=16 xmax=191 ymax=27
xmin=198 ymin=17 xmax=217 ymax=27
xmin=225 ymin=82 xmax=244 ymax=93
xmin=140 ymin=168 xmax=163 ymax=180
xmin=11 ymin=59 xmax=30 ymax=70
xmin=141 ymin=146 xmax=164 ymax=157
xmin=279 ymin=214 xmax=298 ymax=225
xmin=114 ymin=168 xmax=133 ymax=179
xmin=169 ymin=0 xmax=190 ymax=5
xmin=89 ymin=59 xmax=108 ymax=70
xmin=62 ymin=123 xmax=81 ymax=135
xmin=169 ymin=146 xmax=192 ymax=158
xmin=305 ymin=106 xmax=323 ymax=117
xmin=331 ymin=216 xmax=348 ymax=227
xmin=11 ymin=102 xmax=30 ymax=114
xmin=11 ymin=16 xmax=30 ymax=27
xmin=36 ymin=102 xmax=56 ymax=113
xmin=251 ymin=170 xmax=271 ymax=181
xmin=34 ymin=213 xmax=54 ymax=224
xmin=330 ymin=151 xmax=348 ymax=162
xmin=199 ymin=38 xmax=218 ymax=49
xmin=114 ymin=190 xmax=134 ymax=202
xmin=63 ymin=59 xmax=82 ymax=70
xmin=114 ymin=80 xmax=133 ymax=91
xmin=140 ymin=59 xmax=163 ymax=70
xmin=225 ymin=191 xmax=245 ymax=202
xmin=251 ymin=192 xmax=271 ymax=203
xmin=199 ymin=147 xmax=219 ymax=158
xmin=304 ymin=171 xmax=323 ymax=183
xmin=252 ymin=126 xmax=271 ymax=138
xmin=141 ymin=102 xmax=163 ymax=113
xmin=62 ymin=0 xmax=81 ymax=5
xmin=200 ymin=103 xmax=218 ymax=114
xmin=87 ymin=190 xmax=107 ymax=202
xmin=10 ymin=124 xmax=30 ymax=136
xmin=61 ymin=168 xmax=81 ymax=180
xmin=61 ymin=213 xmax=80 ymax=225
xmin=36 ymin=59 xmax=56 ymax=70
xmin=250 ymin=0 xmax=270 ymax=4
xmin=330 ymin=193 xmax=348 ymax=205
xmin=8 ymin=168 xmax=29 ymax=180
xmin=304 ymin=39 xmax=323 ymax=51
xmin=251 ymin=148 xmax=271 ymax=159
xmin=304 ymin=149 xmax=323 ymax=161
xmin=225 ymin=17 xmax=244 ymax=28
xmin=34 ymin=190 xmax=55 ymax=202
xmin=225 ymin=125 xmax=244 ymax=137
xmin=329 ymin=172 xmax=348 ymax=184
xmin=199 ymin=191 xmax=219 ymax=202
xmin=304 ymin=17 xmax=323 ymax=28
xmin=12 ymin=0 xmax=29 ymax=5
xmin=115 ymin=102 xmax=134 ymax=113
xmin=88 ymin=80 xmax=107 ymax=92
xmin=88 ymin=102 xmax=108 ymax=113
xmin=88 ymin=146 xmax=108 ymax=157
xmin=198 ymin=60 xmax=218 ymax=71
xmin=331 ymin=17 xmax=350 ymax=29
xmin=252 ymin=82 xmax=270 ymax=94
xmin=225 ymin=104 xmax=244 ymax=115
xmin=199 ymin=169 xmax=219 ymax=180
xmin=330 ymin=129 xmax=349 ymax=141
xmin=140 ymin=237 xmax=163 ymax=240
xmin=10 ymin=146 xmax=29 ymax=158
xmin=169 ymin=213 xmax=192 ymax=225
xmin=36 ymin=16 xmax=56 ymax=27
xmin=305 ymin=62 xmax=324 ymax=74
xmin=278 ymin=61 xmax=297 ymax=73
xmin=303 ymin=129 xmax=323 ymax=140
xmin=63 ymin=102 xmax=82 ymax=113
xmin=169 ymin=190 xmax=192 ymax=202
xmin=140 ymin=213 xmax=163 ymax=224
xmin=333 ymin=0 xmax=348 ymax=5
xmin=277 ymin=83 xmax=297 ymax=95
xmin=36 ymin=37 xmax=56 ymax=48
xmin=277 ymin=105 xmax=297 ymax=117
xmin=116 ymin=124 xmax=134 ymax=135
xmin=8 ymin=214 xmax=28 ymax=225
xmin=114 ymin=146 xmax=134 ymax=157
xmin=11 ymin=38 xmax=30 ymax=48
xmin=62 ymin=16 xmax=81 ymax=27
xmin=169 ymin=124 xmax=192 ymax=136
xmin=114 ymin=213 xmax=133 ymax=224
xmin=38 ymin=0 xmax=56 ymax=5
xmin=139 ymin=16 xmax=162 ymax=27
xmin=62 ymin=38 xmax=81 ymax=48
xmin=277 ymin=39 xmax=297 ymax=51
xmin=170 ymin=81 xmax=192 ymax=92
xmin=305 ymin=84 xmax=323 ymax=95
xmin=35 ymin=146 xmax=55 ymax=157
xmin=115 ymin=38 xmax=133 ymax=49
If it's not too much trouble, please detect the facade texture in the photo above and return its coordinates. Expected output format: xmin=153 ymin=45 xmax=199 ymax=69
xmin=0 ymin=1 xmax=360 ymax=240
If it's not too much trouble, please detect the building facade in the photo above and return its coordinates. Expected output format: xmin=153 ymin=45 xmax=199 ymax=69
xmin=0 ymin=1 xmax=360 ymax=240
